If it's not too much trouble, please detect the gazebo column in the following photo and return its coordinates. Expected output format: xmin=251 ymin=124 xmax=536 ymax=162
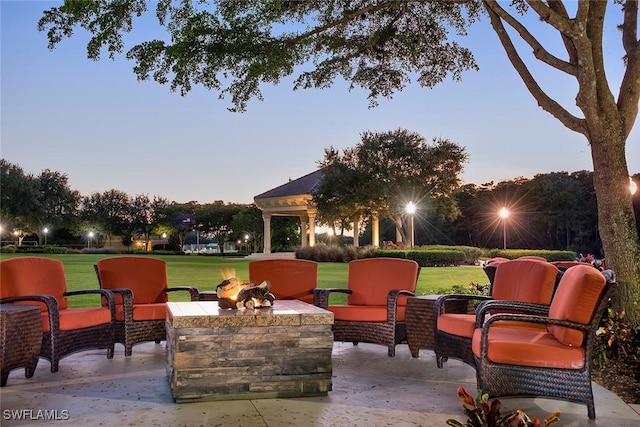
xmin=372 ymin=214 xmax=380 ymax=247
xmin=395 ymin=216 xmax=403 ymax=246
xmin=308 ymin=210 xmax=317 ymax=247
xmin=262 ymin=213 xmax=272 ymax=254
xmin=300 ymin=216 xmax=308 ymax=248
xmin=353 ymin=219 xmax=360 ymax=247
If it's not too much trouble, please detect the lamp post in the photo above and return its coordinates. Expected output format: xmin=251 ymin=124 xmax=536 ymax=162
xmin=88 ymin=231 xmax=94 ymax=248
xmin=43 ymin=227 xmax=48 ymax=245
xmin=499 ymin=207 xmax=509 ymax=249
xmin=406 ymin=202 xmax=416 ymax=248
xmin=162 ymin=233 xmax=167 ymax=250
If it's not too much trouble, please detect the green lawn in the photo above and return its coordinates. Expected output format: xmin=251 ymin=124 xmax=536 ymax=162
xmin=0 ymin=253 xmax=489 ymax=307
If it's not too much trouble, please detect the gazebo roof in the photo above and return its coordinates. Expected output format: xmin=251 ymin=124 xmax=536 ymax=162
xmin=254 ymin=168 xmax=326 ymax=200
xmin=253 ymin=168 xmax=326 ymax=216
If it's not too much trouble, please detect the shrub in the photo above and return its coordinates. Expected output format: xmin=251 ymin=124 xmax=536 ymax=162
xmin=0 ymin=244 xmax=17 ymax=253
xmin=486 ymin=249 xmax=576 ymax=261
xmin=420 ymin=245 xmax=482 ymax=265
xmin=593 ymin=307 xmax=640 ymax=370
xmin=406 ymin=250 xmax=466 ymax=267
xmin=436 ymin=282 xmax=489 ymax=296
xmin=80 ymin=247 xmax=119 ymax=254
xmin=42 ymin=245 xmax=69 ymax=254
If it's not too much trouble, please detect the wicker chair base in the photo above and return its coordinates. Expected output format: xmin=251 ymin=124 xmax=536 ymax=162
xmin=119 ymin=319 xmax=166 ymax=357
xmin=332 ymin=320 xmax=407 ymax=357
xmin=475 ymin=356 xmax=595 ymax=419
xmin=41 ymin=324 xmax=115 ymax=373
xmin=434 ymin=330 xmax=475 ymax=368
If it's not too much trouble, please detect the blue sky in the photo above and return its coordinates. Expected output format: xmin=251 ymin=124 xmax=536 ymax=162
xmin=2 ymin=1 xmax=638 ymax=205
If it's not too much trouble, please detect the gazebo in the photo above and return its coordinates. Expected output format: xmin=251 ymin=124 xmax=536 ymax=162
xmin=253 ymin=168 xmax=381 ymax=254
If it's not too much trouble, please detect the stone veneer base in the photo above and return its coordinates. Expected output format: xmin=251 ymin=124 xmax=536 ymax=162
xmin=166 ymin=300 xmax=334 ymax=402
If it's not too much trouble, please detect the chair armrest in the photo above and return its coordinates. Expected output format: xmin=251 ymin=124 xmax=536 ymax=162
xmin=2 ymin=295 xmax=59 ymax=332
xmin=313 ymin=288 xmax=351 ymax=309
xmin=103 ymin=288 xmax=134 ymax=324
xmin=165 ymin=286 xmax=200 ymax=301
xmin=475 ymin=300 xmax=550 ymax=328
xmin=435 ymin=294 xmax=491 ymax=316
xmin=387 ymin=289 xmax=415 ymax=322
xmin=64 ymin=288 xmax=117 ymax=321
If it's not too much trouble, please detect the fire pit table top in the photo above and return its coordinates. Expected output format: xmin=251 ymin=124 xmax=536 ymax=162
xmin=167 ymin=299 xmax=333 ymax=329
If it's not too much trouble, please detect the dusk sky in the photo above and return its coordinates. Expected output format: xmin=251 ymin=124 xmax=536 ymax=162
xmin=2 ymin=1 xmax=638 ymax=205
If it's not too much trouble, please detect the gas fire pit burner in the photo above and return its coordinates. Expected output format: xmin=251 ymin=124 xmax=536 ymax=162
xmin=215 ymin=277 xmax=275 ymax=309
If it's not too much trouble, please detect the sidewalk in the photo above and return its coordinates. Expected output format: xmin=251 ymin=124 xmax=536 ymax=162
xmin=1 ymin=341 xmax=639 ymax=426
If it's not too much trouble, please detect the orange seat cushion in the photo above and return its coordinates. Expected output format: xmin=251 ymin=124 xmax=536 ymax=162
xmin=346 ymin=258 xmax=418 ymax=306
xmin=42 ymin=308 xmax=113 ymax=333
xmin=249 ymin=259 xmax=318 ymax=304
xmin=437 ymin=313 xmax=476 ymax=338
xmin=491 ymin=259 xmax=558 ymax=305
xmin=329 ymin=305 xmax=407 ymax=322
xmin=132 ymin=303 xmax=168 ymax=321
xmin=1 ymin=257 xmax=69 ymax=310
xmin=472 ymin=327 xmax=586 ymax=369
xmin=96 ymin=257 xmax=169 ymax=304
xmin=547 ymin=265 xmax=607 ymax=346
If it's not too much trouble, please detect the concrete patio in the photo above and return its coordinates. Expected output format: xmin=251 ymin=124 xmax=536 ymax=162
xmin=1 ymin=341 xmax=639 ymax=426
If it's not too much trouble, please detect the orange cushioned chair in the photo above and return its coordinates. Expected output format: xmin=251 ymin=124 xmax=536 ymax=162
xmin=248 ymin=259 xmax=318 ymax=304
xmin=94 ymin=256 xmax=199 ymax=356
xmin=313 ymin=257 xmax=419 ymax=357
xmin=0 ymin=257 xmax=116 ymax=373
xmin=435 ymin=258 xmax=559 ymax=368
xmin=472 ymin=265 xmax=615 ymax=420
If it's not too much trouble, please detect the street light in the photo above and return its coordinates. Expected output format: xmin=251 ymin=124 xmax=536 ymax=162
xmin=499 ymin=207 xmax=510 ymax=249
xmin=162 ymin=233 xmax=167 ymax=250
xmin=406 ymin=202 xmax=416 ymax=248
xmin=88 ymin=231 xmax=94 ymax=248
xmin=43 ymin=227 xmax=48 ymax=245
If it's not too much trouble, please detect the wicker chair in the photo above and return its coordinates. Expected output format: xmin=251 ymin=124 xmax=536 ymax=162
xmin=248 ymin=259 xmax=318 ymax=304
xmin=313 ymin=257 xmax=420 ymax=357
xmin=435 ymin=258 xmax=559 ymax=368
xmin=94 ymin=256 xmax=199 ymax=356
xmin=0 ymin=257 xmax=116 ymax=373
xmin=472 ymin=265 xmax=616 ymax=420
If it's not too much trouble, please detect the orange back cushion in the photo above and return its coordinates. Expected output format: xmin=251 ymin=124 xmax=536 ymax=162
xmin=346 ymin=258 xmax=419 ymax=306
xmin=0 ymin=257 xmax=68 ymax=310
xmin=548 ymin=265 xmax=607 ymax=346
xmin=491 ymin=259 xmax=558 ymax=305
xmin=96 ymin=257 xmax=168 ymax=304
xmin=248 ymin=259 xmax=318 ymax=304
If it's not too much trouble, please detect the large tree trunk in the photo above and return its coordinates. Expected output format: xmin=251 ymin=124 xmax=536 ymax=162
xmin=590 ymin=128 xmax=640 ymax=323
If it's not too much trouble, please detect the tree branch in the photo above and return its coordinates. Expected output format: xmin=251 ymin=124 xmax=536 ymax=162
xmin=483 ymin=0 xmax=585 ymax=134
xmin=618 ymin=0 xmax=640 ymax=138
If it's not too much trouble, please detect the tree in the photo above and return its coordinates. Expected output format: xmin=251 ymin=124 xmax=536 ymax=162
xmin=38 ymin=1 xmax=640 ymax=321
xmin=0 ymin=159 xmax=40 ymax=245
xmin=195 ymin=201 xmax=242 ymax=254
xmin=315 ymin=129 xmax=467 ymax=244
xmin=230 ymin=205 xmax=264 ymax=253
xmin=35 ymin=169 xmax=82 ymax=245
xmin=81 ymin=189 xmax=131 ymax=247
